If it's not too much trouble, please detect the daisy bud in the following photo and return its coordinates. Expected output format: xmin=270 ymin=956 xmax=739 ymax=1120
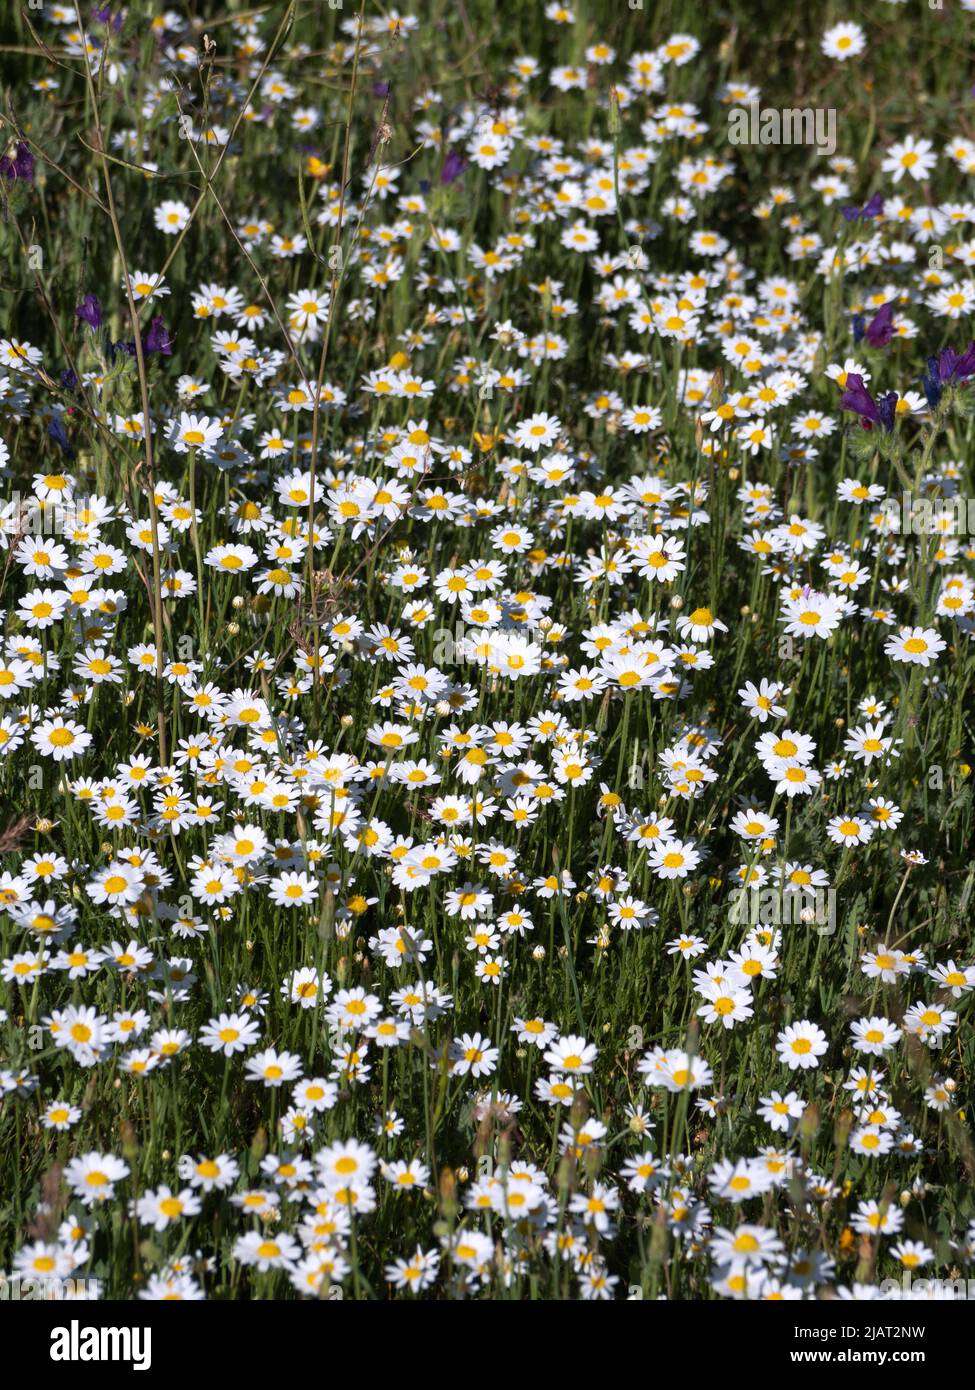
xmin=340 ymin=714 xmax=354 ymax=727
xmin=232 ymin=595 xmax=245 ymax=609
xmin=532 ymin=945 xmax=546 ymax=961
xmin=670 ymin=595 xmax=683 ymax=609
xmin=227 ymin=622 xmax=239 ymax=636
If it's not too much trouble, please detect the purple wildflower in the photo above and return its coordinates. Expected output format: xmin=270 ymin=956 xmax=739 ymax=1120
xmin=48 ymin=415 xmax=75 ymax=460
xmin=92 ymin=6 xmax=124 ymax=30
xmin=876 ymin=391 xmax=899 ymax=433
xmin=937 ymin=342 xmax=975 ymax=383
xmin=0 ymin=141 xmax=34 ymax=182
xmin=865 ymin=300 xmax=896 ymax=349
xmin=841 ymin=192 xmax=884 ymax=222
xmin=921 ymin=341 xmax=975 ymax=407
xmin=840 ymin=373 xmax=898 ymax=432
xmin=440 ymin=149 xmax=467 ymax=186
xmin=75 ymin=294 xmax=103 ymax=330
xmin=107 ymin=338 xmax=136 ymax=365
xmin=922 ymin=357 xmax=943 ymax=409
xmin=143 ymin=316 xmax=173 ymax=355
